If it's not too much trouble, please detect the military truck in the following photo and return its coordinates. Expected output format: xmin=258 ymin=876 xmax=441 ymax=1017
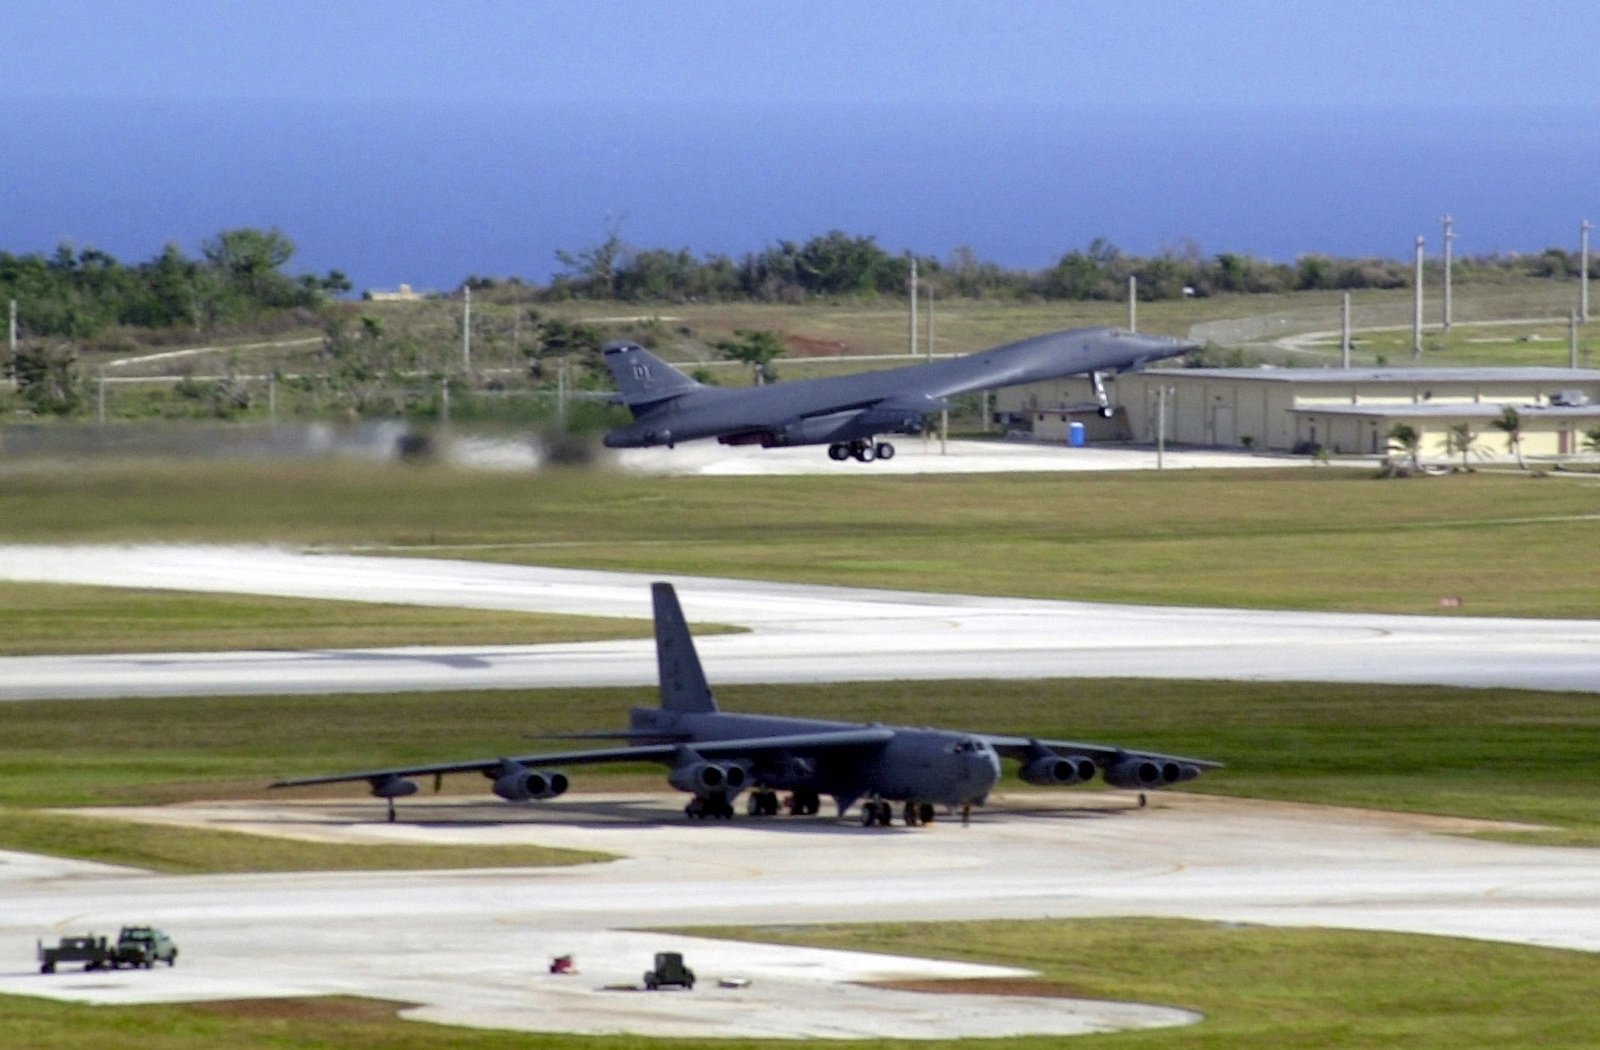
xmin=38 ymin=927 xmax=177 ymax=973
xmin=110 ymin=927 xmax=178 ymax=969
xmin=643 ymin=951 xmax=695 ymax=990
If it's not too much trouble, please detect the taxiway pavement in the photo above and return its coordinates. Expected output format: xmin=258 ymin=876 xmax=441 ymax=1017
xmin=5 ymin=792 xmax=1596 ymax=1038
xmin=1 ymin=548 xmax=1597 ymax=700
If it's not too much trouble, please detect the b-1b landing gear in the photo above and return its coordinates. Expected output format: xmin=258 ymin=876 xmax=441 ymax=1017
xmin=827 ymin=440 xmax=896 ymax=463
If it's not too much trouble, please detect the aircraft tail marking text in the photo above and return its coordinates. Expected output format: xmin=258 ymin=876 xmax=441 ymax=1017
xmin=603 ymin=342 xmax=701 ymax=412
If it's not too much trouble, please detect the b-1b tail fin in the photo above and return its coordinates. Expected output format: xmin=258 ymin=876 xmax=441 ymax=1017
xmin=652 ymin=582 xmax=718 ymax=714
xmin=603 ymin=342 xmax=701 ymax=415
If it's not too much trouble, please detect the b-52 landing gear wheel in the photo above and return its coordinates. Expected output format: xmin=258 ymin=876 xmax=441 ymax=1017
xmin=747 ymin=790 xmax=781 ymax=817
xmin=686 ymin=796 xmax=734 ymax=820
xmin=874 ymin=442 xmax=895 ymax=461
xmin=828 ymin=443 xmax=851 ymax=461
xmin=853 ymin=441 xmax=876 ymax=463
xmin=860 ymin=800 xmax=894 ymax=827
xmin=785 ymin=789 xmax=821 ymax=816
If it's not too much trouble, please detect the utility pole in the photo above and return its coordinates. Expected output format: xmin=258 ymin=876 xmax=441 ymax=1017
xmin=1155 ymin=385 xmax=1171 ymax=470
xmin=461 ymin=285 xmax=472 ymax=371
xmin=907 ymin=256 xmax=918 ymax=357
xmin=1440 ymin=215 xmax=1454 ymax=331
xmin=1341 ymin=291 xmax=1352 ymax=369
xmin=1582 ymin=219 xmax=1592 ymax=324
xmin=926 ymin=283 xmax=935 ymax=361
xmin=557 ymin=359 xmax=568 ymax=429
xmin=1127 ymin=275 xmax=1138 ymax=332
xmin=1412 ymin=235 xmax=1424 ymax=360
xmin=1571 ymin=310 xmax=1580 ymax=369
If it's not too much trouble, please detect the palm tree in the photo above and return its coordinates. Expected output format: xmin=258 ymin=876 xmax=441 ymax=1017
xmin=1583 ymin=425 xmax=1600 ymax=454
xmin=1387 ymin=423 xmax=1422 ymax=472
xmin=1444 ymin=421 xmax=1479 ymax=472
xmin=1490 ymin=406 xmax=1526 ymax=469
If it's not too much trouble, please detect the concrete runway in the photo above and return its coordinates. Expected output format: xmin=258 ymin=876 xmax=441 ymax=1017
xmin=2 ymin=546 xmax=1598 ymax=700
xmin=6 ymin=792 xmax=1597 ymax=1038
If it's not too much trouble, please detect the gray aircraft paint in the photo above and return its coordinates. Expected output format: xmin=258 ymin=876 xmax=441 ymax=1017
xmin=274 ymin=583 xmax=1220 ymax=826
xmin=601 ymin=326 xmax=1193 ymax=455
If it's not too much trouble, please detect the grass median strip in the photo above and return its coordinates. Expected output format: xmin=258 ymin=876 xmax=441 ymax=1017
xmin=4 ymin=461 xmax=1600 ymax=617
xmin=0 ymin=581 xmax=658 ymax=656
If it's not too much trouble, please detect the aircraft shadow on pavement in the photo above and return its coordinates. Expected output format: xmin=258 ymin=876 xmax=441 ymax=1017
xmin=983 ymin=800 xmax=1148 ymax=822
xmin=313 ymin=795 xmax=1149 ymax=834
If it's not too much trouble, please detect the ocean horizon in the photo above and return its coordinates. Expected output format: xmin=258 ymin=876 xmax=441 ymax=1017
xmin=5 ymin=98 xmax=1595 ymax=293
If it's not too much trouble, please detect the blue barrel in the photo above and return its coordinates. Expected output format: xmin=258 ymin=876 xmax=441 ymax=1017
xmin=1067 ymin=421 xmax=1086 ymax=447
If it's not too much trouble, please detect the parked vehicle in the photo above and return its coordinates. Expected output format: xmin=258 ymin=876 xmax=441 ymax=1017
xmin=111 ymin=927 xmax=178 ymax=969
xmin=38 ymin=934 xmax=114 ymax=974
xmin=643 ymin=951 xmax=695 ymax=990
xmin=37 ymin=927 xmax=177 ymax=974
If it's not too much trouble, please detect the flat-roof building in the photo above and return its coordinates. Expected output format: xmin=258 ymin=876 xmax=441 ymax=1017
xmin=997 ymin=367 xmax=1600 ymax=460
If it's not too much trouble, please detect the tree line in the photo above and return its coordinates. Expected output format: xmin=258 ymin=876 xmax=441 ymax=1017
xmin=0 ymin=228 xmax=350 ymax=340
xmin=481 ymin=229 xmax=1595 ymax=304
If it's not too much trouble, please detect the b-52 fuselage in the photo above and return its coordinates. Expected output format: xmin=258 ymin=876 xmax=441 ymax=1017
xmin=273 ymin=583 xmax=1221 ymax=827
xmin=602 ymin=326 xmax=1194 ymax=463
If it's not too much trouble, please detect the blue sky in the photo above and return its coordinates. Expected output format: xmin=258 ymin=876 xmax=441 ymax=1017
xmin=13 ymin=1 xmax=1599 ymax=108
xmin=6 ymin=2 xmax=1599 ymax=289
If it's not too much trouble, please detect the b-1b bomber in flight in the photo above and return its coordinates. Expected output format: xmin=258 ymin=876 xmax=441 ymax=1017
xmin=273 ymin=583 xmax=1221 ymax=827
xmin=601 ymin=326 xmax=1194 ymax=463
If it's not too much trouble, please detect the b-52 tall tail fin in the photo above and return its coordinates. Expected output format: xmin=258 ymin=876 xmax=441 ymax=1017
xmin=603 ymin=342 xmax=701 ymax=414
xmin=652 ymin=582 xmax=718 ymax=714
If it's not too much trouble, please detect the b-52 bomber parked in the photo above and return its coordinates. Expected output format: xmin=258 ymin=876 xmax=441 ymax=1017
xmin=273 ymin=583 xmax=1221 ymax=826
xmin=601 ymin=326 xmax=1194 ymax=463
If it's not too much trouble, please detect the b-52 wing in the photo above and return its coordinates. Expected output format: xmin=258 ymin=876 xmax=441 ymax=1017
xmin=272 ymin=727 xmax=895 ymax=791
xmin=979 ymin=733 xmax=1223 ymax=790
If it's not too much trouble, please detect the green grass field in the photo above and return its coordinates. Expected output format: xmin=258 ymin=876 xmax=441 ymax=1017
xmin=2 ymin=461 xmax=1598 ymax=618
xmin=1306 ymin=320 xmax=1600 ymax=368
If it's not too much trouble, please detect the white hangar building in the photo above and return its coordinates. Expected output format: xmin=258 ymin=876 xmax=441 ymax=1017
xmin=997 ymin=367 xmax=1600 ymax=460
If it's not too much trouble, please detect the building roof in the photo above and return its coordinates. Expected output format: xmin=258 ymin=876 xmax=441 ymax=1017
xmin=1292 ymin=402 xmax=1600 ymax=420
xmin=1167 ymin=366 xmax=1600 ymax=384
